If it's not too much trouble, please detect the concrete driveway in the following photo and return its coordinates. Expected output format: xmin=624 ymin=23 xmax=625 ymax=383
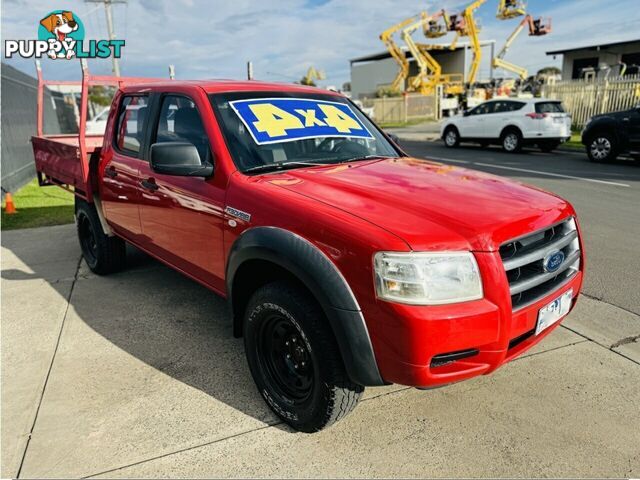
xmin=2 ymin=222 xmax=639 ymax=478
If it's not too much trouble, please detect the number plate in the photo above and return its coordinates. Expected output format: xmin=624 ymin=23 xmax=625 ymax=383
xmin=536 ymin=289 xmax=572 ymax=335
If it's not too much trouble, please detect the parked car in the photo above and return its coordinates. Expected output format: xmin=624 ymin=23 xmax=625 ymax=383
xmin=85 ymin=107 xmax=110 ymax=135
xmin=441 ymin=98 xmax=571 ymax=153
xmin=581 ymin=105 xmax=640 ymax=162
xmin=32 ymin=71 xmax=584 ymax=432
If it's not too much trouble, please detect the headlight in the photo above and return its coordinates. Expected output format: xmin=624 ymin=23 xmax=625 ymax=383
xmin=374 ymin=251 xmax=483 ymax=305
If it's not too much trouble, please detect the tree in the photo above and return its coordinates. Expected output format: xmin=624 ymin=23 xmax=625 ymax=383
xmin=537 ymin=66 xmax=561 ymax=77
xmin=88 ymin=85 xmax=116 ymax=106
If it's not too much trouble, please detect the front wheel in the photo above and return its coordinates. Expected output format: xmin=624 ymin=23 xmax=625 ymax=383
xmin=75 ymin=199 xmax=126 ymax=274
xmin=244 ymin=282 xmax=363 ymax=432
xmin=443 ymin=126 xmax=460 ymax=148
xmin=587 ymin=133 xmax=618 ymax=163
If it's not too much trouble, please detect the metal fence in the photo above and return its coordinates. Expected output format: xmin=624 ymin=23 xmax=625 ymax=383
xmin=366 ymin=93 xmax=438 ymax=124
xmin=542 ymin=75 xmax=640 ymax=128
xmin=1 ymin=63 xmax=66 ymax=195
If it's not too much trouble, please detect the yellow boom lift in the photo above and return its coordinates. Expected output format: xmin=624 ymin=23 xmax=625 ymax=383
xmin=301 ymin=66 xmax=326 ymax=86
xmin=379 ymin=16 xmax=417 ymax=92
xmin=444 ymin=0 xmax=486 ymax=86
xmin=492 ymin=12 xmax=551 ymax=80
xmin=402 ymin=13 xmax=441 ymax=95
xmin=496 ymin=0 xmax=527 ymax=20
xmin=402 ymin=11 xmax=464 ymax=95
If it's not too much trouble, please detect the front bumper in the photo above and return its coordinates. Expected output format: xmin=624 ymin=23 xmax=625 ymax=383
xmin=367 ymin=250 xmax=584 ymax=387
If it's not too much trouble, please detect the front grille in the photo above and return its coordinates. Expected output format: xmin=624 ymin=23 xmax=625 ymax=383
xmin=500 ymin=218 xmax=581 ymax=310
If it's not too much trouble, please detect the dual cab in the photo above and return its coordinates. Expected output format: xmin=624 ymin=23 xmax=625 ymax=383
xmin=32 ymin=66 xmax=584 ymax=432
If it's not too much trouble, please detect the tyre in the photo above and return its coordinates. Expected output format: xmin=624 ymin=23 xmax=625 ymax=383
xmin=539 ymin=141 xmax=560 ymax=153
xmin=586 ymin=133 xmax=618 ymax=163
xmin=443 ymin=126 xmax=460 ymax=148
xmin=501 ymin=128 xmax=523 ymax=153
xmin=243 ymin=281 xmax=363 ymax=432
xmin=75 ymin=198 xmax=126 ymax=275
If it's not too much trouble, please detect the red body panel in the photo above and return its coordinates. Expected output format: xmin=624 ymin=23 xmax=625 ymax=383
xmin=32 ymin=77 xmax=585 ymax=389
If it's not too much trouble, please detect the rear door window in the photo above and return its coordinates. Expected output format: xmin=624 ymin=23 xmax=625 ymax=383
xmin=492 ymin=101 xmax=511 ymax=113
xmin=154 ymin=95 xmax=211 ymax=163
xmin=508 ymin=101 xmax=526 ymax=111
xmin=535 ymin=102 xmax=564 ymax=114
xmin=115 ymin=95 xmax=149 ymax=155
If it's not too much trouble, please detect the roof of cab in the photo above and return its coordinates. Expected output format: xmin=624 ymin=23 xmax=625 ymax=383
xmin=121 ymin=79 xmax=343 ymax=96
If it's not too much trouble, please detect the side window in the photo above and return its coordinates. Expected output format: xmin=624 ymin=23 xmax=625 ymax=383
xmin=115 ymin=95 xmax=148 ymax=155
xmin=491 ymin=101 xmax=507 ymax=113
xmin=483 ymin=103 xmax=496 ymax=114
xmin=471 ymin=103 xmax=490 ymax=115
xmin=155 ymin=95 xmax=211 ymax=163
xmin=509 ymin=101 xmax=526 ymax=112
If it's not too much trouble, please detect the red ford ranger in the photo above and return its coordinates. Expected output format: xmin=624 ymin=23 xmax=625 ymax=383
xmin=32 ymin=63 xmax=584 ymax=432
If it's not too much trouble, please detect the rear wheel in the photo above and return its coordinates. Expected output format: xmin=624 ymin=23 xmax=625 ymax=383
xmin=501 ymin=129 xmax=522 ymax=153
xmin=244 ymin=281 xmax=363 ymax=432
xmin=75 ymin=199 xmax=126 ymax=274
xmin=443 ymin=126 xmax=460 ymax=148
xmin=587 ymin=133 xmax=618 ymax=163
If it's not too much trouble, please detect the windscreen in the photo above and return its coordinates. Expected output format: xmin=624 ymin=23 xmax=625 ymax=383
xmin=535 ymin=102 xmax=565 ymax=113
xmin=210 ymin=92 xmax=399 ymax=173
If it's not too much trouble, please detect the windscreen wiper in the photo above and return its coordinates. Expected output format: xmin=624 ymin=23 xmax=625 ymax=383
xmin=338 ymin=155 xmax=396 ymax=163
xmin=242 ymin=161 xmax=333 ymax=175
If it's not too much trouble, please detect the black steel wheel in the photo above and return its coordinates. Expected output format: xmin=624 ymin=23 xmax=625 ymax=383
xmin=75 ymin=198 xmax=126 ymax=275
xmin=257 ymin=312 xmax=314 ymax=404
xmin=77 ymin=210 xmax=99 ymax=267
xmin=244 ymin=281 xmax=363 ymax=432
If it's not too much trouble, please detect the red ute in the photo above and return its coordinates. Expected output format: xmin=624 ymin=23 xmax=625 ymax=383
xmin=32 ymin=63 xmax=584 ymax=432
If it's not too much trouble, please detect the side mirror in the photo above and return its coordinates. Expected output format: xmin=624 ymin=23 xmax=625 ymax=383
xmin=150 ymin=142 xmax=213 ymax=177
xmin=463 ymin=110 xmax=471 ymax=117
xmin=388 ymin=133 xmax=401 ymax=146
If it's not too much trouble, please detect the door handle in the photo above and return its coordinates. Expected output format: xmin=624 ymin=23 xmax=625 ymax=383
xmin=140 ymin=178 xmax=159 ymax=192
xmin=105 ymin=166 xmax=117 ymax=178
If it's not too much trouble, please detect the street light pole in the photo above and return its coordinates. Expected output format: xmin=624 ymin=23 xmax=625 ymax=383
xmin=85 ymin=0 xmax=127 ymax=76
xmin=103 ymin=0 xmax=120 ymax=76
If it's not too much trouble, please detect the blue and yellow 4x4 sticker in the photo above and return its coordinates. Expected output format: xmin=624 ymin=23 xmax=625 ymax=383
xmin=229 ymin=97 xmax=374 ymax=145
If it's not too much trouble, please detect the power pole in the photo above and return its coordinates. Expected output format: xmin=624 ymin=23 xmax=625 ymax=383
xmin=85 ymin=0 xmax=127 ymax=76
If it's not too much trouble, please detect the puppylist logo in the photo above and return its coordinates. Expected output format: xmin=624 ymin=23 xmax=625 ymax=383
xmin=4 ymin=10 xmax=124 ymax=60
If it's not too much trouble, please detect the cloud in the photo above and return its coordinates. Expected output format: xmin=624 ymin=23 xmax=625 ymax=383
xmin=2 ymin=0 xmax=638 ymax=85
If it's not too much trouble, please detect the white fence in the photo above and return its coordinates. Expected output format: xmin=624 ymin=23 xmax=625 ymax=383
xmin=542 ymin=76 xmax=640 ymax=127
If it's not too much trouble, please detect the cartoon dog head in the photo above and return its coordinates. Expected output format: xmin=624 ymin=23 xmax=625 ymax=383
xmin=40 ymin=11 xmax=78 ymax=42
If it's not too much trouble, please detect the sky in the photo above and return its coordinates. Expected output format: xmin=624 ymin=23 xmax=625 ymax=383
xmin=2 ymin=0 xmax=639 ymax=87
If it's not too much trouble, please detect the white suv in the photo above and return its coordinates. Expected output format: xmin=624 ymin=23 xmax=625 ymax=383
xmin=441 ymin=98 xmax=571 ymax=153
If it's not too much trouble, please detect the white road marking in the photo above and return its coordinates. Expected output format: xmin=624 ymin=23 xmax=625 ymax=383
xmin=473 ymin=162 xmax=631 ymax=188
xmin=423 ymin=156 xmax=631 ymax=188
xmin=425 ymin=156 xmax=469 ymax=164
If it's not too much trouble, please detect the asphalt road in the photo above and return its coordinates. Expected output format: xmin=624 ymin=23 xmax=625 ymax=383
xmin=400 ymin=139 xmax=640 ymax=316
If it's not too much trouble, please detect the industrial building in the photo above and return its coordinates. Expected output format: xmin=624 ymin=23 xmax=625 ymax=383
xmin=546 ymin=38 xmax=640 ymax=80
xmin=349 ymin=41 xmax=495 ymax=99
